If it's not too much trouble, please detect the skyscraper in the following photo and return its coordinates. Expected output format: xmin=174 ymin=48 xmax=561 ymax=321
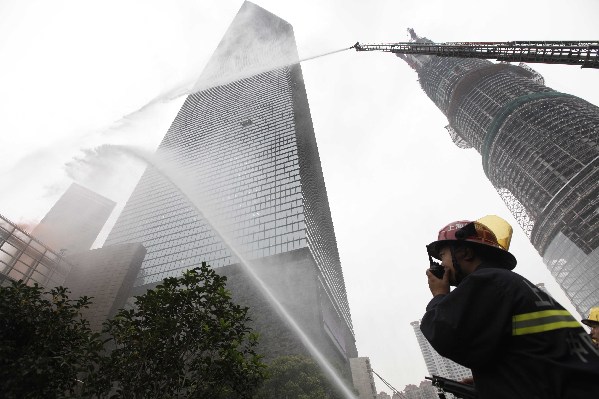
xmin=31 ymin=183 xmax=116 ymax=255
xmin=410 ymin=321 xmax=472 ymax=383
xmin=399 ymin=30 xmax=599 ymax=317
xmin=105 ymin=1 xmax=356 ymax=363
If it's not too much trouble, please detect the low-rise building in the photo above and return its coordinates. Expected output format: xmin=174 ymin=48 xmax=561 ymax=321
xmin=0 ymin=213 xmax=71 ymax=288
xmin=350 ymin=357 xmax=377 ymax=399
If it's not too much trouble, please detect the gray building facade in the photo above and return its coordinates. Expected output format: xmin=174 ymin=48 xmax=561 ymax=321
xmin=64 ymin=243 xmax=146 ymax=331
xmin=105 ymin=1 xmax=356 ymax=363
xmin=398 ymin=30 xmax=599 ymax=317
xmin=31 ymin=183 xmax=115 ymax=255
xmin=350 ymin=357 xmax=378 ymax=399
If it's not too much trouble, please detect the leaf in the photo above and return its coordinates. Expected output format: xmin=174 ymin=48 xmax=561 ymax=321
xmin=97 ymin=261 xmax=267 ymax=398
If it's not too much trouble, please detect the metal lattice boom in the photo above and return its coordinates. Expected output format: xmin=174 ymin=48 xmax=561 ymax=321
xmin=353 ymin=41 xmax=599 ymax=68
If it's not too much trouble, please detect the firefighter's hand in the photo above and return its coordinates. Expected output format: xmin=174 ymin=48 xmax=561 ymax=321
xmin=426 ymin=269 xmax=450 ymax=297
xmin=461 ymin=376 xmax=474 ymax=385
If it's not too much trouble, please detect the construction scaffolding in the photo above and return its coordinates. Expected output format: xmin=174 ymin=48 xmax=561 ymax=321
xmin=393 ymin=29 xmax=599 ymax=317
xmin=353 ymin=40 xmax=599 ymax=68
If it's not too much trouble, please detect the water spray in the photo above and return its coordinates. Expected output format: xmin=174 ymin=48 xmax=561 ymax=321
xmin=107 ymin=145 xmax=358 ymax=399
xmin=296 ymin=47 xmax=353 ymax=63
xmin=69 ymin=46 xmax=356 ymax=397
xmin=112 ymin=46 xmax=352 ymax=129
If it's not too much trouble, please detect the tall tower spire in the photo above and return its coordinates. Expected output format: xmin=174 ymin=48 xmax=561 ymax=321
xmin=394 ymin=28 xmax=434 ymax=72
xmin=399 ymin=30 xmax=599 ymax=317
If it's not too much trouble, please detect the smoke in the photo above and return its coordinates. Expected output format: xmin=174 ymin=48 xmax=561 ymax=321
xmin=60 ymin=1 xmax=348 ymax=221
xmin=62 ymin=144 xmax=149 ymax=248
xmin=15 ymin=220 xmax=37 ymax=234
xmin=3 ymin=2 xmax=355 ymax=391
xmin=0 ymin=0 xmax=352 ymax=266
xmin=97 ymin=144 xmax=357 ymax=399
xmin=87 ymin=1 xmax=348 ymax=147
xmin=65 ymin=147 xmax=126 ymax=182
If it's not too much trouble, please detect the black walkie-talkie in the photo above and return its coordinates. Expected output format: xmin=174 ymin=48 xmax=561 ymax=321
xmin=428 ymin=253 xmax=445 ymax=279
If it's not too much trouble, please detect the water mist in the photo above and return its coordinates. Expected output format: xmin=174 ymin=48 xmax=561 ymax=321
xmin=107 ymin=46 xmax=352 ymax=135
xmin=104 ymin=145 xmax=358 ymax=399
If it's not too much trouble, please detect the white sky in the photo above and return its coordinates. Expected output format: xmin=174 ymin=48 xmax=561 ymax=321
xmin=1 ymin=0 xmax=598 ymax=394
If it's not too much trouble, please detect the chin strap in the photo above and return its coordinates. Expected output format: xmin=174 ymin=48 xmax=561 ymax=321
xmin=450 ymin=246 xmax=465 ymax=285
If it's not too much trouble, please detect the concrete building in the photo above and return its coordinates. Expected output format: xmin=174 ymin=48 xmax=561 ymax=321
xmin=64 ymin=243 xmax=146 ymax=331
xmin=350 ymin=357 xmax=377 ymax=399
xmin=0 ymin=213 xmax=71 ymax=288
xmin=105 ymin=1 xmax=357 ymax=367
xmin=398 ymin=29 xmax=599 ymax=318
xmin=410 ymin=321 xmax=472 ymax=382
xmin=31 ymin=183 xmax=115 ymax=255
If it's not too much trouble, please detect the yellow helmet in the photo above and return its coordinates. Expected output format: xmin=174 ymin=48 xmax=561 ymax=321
xmin=581 ymin=307 xmax=599 ymax=327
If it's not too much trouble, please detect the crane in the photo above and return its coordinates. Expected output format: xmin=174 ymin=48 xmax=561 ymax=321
xmin=352 ymin=40 xmax=599 ymax=68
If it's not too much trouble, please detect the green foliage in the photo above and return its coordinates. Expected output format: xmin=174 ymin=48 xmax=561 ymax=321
xmin=0 ymin=280 xmax=103 ymax=398
xmin=253 ymin=355 xmax=345 ymax=399
xmin=93 ymin=262 xmax=267 ymax=398
xmin=1 ymin=262 xmax=266 ymax=398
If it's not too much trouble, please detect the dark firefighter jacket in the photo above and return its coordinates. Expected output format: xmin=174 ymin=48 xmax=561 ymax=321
xmin=421 ymin=263 xmax=599 ymax=399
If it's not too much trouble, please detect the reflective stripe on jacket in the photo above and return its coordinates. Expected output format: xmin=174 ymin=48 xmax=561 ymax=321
xmin=420 ymin=264 xmax=599 ymax=399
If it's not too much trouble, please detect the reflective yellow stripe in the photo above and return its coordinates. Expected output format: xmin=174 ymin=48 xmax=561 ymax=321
xmin=512 ymin=310 xmax=581 ymax=336
xmin=513 ymin=309 xmax=571 ymax=321
xmin=513 ymin=321 xmax=582 ymax=335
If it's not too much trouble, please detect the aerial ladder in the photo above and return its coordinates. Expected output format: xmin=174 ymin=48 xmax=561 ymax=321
xmin=372 ymin=369 xmax=406 ymax=398
xmin=352 ymin=40 xmax=599 ymax=68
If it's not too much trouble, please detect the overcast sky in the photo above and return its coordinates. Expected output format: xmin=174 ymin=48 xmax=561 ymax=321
xmin=1 ymin=0 xmax=599 ymax=394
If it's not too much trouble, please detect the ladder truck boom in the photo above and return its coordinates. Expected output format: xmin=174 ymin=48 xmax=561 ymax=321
xmin=352 ymin=40 xmax=599 ymax=68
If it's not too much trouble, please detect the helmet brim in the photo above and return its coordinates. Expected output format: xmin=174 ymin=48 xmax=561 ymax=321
xmin=581 ymin=319 xmax=599 ymax=328
xmin=427 ymin=239 xmax=517 ymax=270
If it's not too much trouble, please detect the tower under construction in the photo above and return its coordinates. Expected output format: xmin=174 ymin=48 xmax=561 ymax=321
xmin=397 ymin=29 xmax=599 ymax=317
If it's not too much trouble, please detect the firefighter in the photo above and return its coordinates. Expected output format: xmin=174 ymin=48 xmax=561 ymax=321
xmin=581 ymin=307 xmax=599 ymax=348
xmin=421 ymin=216 xmax=599 ymax=398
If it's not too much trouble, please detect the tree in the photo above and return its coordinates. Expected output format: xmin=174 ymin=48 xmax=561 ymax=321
xmin=0 ymin=280 xmax=103 ymax=398
xmin=253 ymin=355 xmax=347 ymax=399
xmin=93 ymin=262 xmax=267 ymax=398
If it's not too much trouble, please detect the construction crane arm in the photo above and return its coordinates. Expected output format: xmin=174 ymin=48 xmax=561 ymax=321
xmin=352 ymin=40 xmax=599 ymax=68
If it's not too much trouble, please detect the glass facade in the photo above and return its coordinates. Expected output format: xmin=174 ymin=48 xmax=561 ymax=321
xmin=108 ymin=69 xmax=306 ymax=281
xmin=0 ymin=213 xmax=71 ymax=288
xmin=105 ymin=2 xmax=353 ymax=334
xmin=544 ymin=233 xmax=599 ymax=317
xmin=399 ymin=31 xmax=599 ymax=319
